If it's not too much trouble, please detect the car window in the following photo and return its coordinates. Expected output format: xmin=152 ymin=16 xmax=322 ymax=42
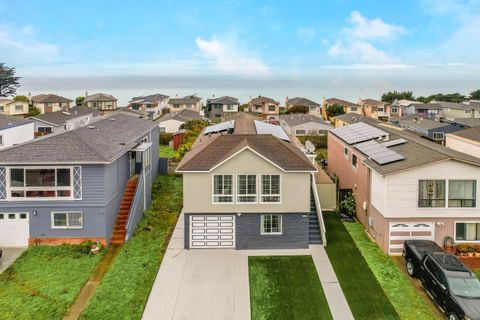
xmin=447 ymin=277 xmax=480 ymax=298
xmin=424 ymin=257 xmax=443 ymax=283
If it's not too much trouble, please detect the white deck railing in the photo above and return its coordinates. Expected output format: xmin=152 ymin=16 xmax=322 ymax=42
xmin=311 ymin=173 xmax=327 ymax=246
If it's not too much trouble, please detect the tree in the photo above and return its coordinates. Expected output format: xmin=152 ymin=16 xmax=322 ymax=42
xmin=239 ymin=103 xmax=249 ymax=112
xmin=0 ymin=63 xmax=20 ymax=97
xmin=326 ymin=104 xmax=345 ymax=118
xmin=76 ymin=96 xmax=85 ymax=106
xmin=286 ymin=105 xmax=309 ymax=114
xmin=27 ymin=106 xmax=40 ymax=117
xmin=416 ymin=96 xmax=430 ymax=104
xmin=14 ymin=95 xmax=29 ymax=103
xmin=179 ymin=118 xmax=210 ymax=131
xmin=428 ymin=93 xmax=466 ymax=103
xmin=381 ymin=90 xmax=415 ymax=103
xmin=469 ymin=89 xmax=480 ymax=100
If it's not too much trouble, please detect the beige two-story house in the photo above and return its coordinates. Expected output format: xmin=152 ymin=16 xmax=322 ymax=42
xmin=30 ymin=94 xmax=73 ymax=114
xmin=176 ymin=119 xmax=324 ymax=249
xmin=0 ymin=99 xmax=29 ymax=116
xmin=248 ymin=96 xmax=280 ymax=121
xmin=85 ymin=93 xmax=118 ymax=111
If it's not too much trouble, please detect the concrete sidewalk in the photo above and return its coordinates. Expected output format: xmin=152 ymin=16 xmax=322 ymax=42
xmin=0 ymin=247 xmax=26 ymax=273
xmin=142 ymin=213 xmax=353 ymax=320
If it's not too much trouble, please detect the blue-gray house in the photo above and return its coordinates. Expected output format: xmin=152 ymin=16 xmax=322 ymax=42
xmin=0 ymin=112 xmax=159 ymax=247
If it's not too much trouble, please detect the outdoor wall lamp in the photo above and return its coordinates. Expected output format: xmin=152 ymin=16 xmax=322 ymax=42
xmin=32 ymin=210 xmax=37 ymax=216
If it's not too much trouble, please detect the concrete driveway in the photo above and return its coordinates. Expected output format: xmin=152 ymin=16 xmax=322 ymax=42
xmin=0 ymin=247 xmax=27 ymax=273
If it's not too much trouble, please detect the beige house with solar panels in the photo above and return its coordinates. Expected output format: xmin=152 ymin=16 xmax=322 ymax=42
xmin=328 ymin=121 xmax=480 ymax=255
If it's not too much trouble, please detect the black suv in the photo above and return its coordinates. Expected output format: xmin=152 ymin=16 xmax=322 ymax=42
xmin=404 ymin=240 xmax=480 ymax=320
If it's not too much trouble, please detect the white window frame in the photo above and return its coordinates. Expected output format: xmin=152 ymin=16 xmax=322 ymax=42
xmin=261 ymin=214 xmax=283 ymax=235
xmin=51 ymin=211 xmax=83 ymax=229
xmin=142 ymin=135 xmax=152 ymax=173
xmin=391 ymin=107 xmax=398 ymax=114
xmin=295 ymin=129 xmax=306 ymax=135
xmin=260 ymin=174 xmax=282 ymax=204
xmin=212 ymin=174 xmax=234 ymax=204
xmin=236 ymin=174 xmax=258 ymax=204
xmin=351 ymin=153 xmax=358 ymax=169
xmin=37 ymin=126 xmax=53 ymax=133
xmin=454 ymin=221 xmax=480 ymax=243
xmin=7 ymin=166 xmax=74 ymax=201
xmin=417 ymin=179 xmax=477 ymax=209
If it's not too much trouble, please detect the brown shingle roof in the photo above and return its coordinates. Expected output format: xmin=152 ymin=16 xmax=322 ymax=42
xmin=325 ymin=98 xmax=357 ymax=107
xmin=31 ymin=94 xmax=73 ymax=103
xmin=249 ymin=96 xmax=278 ymax=105
xmin=177 ymin=134 xmax=316 ymax=172
xmin=448 ymin=127 xmax=480 ymax=142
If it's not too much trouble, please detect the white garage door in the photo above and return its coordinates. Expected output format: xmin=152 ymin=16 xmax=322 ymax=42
xmin=190 ymin=215 xmax=235 ymax=249
xmin=389 ymin=222 xmax=434 ymax=255
xmin=0 ymin=212 xmax=29 ymax=247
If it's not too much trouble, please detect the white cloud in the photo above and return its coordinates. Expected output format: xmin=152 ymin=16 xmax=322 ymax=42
xmin=327 ymin=11 xmax=404 ymax=65
xmin=0 ymin=24 xmax=58 ymax=63
xmin=195 ymin=36 xmax=270 ymax=76
xmin=348 ymin=11 xmax=404 ymax=40
xmin=296 ymin=28 xmax=316 ymax=42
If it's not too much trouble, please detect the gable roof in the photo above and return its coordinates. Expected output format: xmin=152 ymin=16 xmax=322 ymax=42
xmin=359 ymin=98 xmax=385 ymax=106
xmin=287 ymin=97 xmax=320 ymax=107
xmin=334 ymin=112 xmax=380 ymax=125
xmin=31 ymin=94 xmax=73 ymax=103
xmin=30 ymin=106 xmax=98 ymax=126
xmin=207 ymin=96 xmax=239 ymax=105
xmin=410 ymin=103 xmax=443 ymax=110
xmin=0 ymin=114 xmax=31 ymax=130
xmin=249 ymin=96 xmax=278 ymax=106
xmin=398 ymin=114 xmax=451 ymax=130
xmin=280 ymin=114 xmax=331 ymax=127
xmin=168 ymin=95 xmax=201 ymax=105
xmin=157 ymin=109 xmax=201 ymax=123
xmin=130 ymin=93 xmax=169 ymax=104
xmin=450 ymin=118 xmax=480 ymax=128
xmin=448 ymin=127 xmax=480 ymax=142
xmin=85 ymin=93 xmax=117 ymax=102
xmin=325 ymin=98 xmax=357 ymax=107
xmin=0 ymin=112 xmax=157 ymax=164
xmin=331 ymin=122 xmax=480 ymax=175
xmin=176 ymin=134 xmax=316 ymax=172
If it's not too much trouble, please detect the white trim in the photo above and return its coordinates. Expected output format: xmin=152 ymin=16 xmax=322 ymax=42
xmin=260 ymin=214 xmax=283 ymax=235
xmin=212 ymin=174 xmax=234 ymax=204
xmin=454 ymin=221 xmax=480 ymax=243
xmin=235 ymin=174 xmax=258 ymax=204
xmin=36 ymin=125 xmax=54 ymax=133
xmin=189 ymin=214 xmax=236 ymax=249
xmin=417 ymin=179 xmax=477 ymax=209
xmin=6 ymin=166 xmax=75 ymax=201
xmin=50 ymin=211 xmax=84 ymax=229
xmin=260 ymin=174 xmax=282 ymax=204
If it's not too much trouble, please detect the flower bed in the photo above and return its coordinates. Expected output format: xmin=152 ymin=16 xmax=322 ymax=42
xmin=450 ymin=243 xmax=480 ymax=269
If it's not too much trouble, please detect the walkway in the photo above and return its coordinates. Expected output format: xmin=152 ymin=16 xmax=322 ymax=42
xmin=0 ymin=247 xmax=26 ymax=273
xmin=142 ymin=212 xmax=353 ymax=320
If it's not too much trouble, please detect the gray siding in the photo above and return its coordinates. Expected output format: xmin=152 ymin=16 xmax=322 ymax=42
xmin=184 ymin=213 xmax=309 ymax=250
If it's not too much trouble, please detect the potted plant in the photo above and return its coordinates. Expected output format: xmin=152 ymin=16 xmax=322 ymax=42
xmin=467 ymin=245 xmax=475 ymax=258
xmin=475 ymin=244 xmax=480 ymax=258
xmin=443 ymin=236 xmax=456 ymax=254
xmin=456 ymin=244 xmax=469 ymax=257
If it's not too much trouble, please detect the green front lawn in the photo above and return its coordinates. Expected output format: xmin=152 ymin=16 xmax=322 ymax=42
xmin=249 ymin=256 xmax=333 ymax=320
xmin=0 ymin=245 xmax=103 ymax=320
xmin=80 ymin=174 xmax=183 ymax=320
xmin=159 ymin=145 xmax=176 ymax=158
xmin=323 ymin=212 xmax=400 ymax=320
xmin=344 ymin=221 xmax=437 ymax=320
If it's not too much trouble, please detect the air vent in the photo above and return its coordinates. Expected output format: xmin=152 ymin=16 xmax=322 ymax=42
xmin=88 ymin=125 xmax=95 ymax=129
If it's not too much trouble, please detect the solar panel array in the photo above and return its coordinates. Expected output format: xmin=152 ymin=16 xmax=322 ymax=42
xmin=332 ymin=122 xmax=388 ymax=144
xmin=204 ymin=120 xmax=235 ymax=135
xmin=254 ymin=120 xmax=290 ymax=141
xmin=354 ymin=140 xmax=405 ymax=165
xmin=382 ymin=138 xmax=407 ymax=148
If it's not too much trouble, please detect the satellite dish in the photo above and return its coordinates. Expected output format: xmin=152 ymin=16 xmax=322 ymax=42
xmin=305 ymin=140 xmax=315 ymax=154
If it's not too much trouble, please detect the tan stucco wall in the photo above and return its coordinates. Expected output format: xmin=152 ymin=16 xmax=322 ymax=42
xmin=182 ymin=148 xmax=311 ymax=213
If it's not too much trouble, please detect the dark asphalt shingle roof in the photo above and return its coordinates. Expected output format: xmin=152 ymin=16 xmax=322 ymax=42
xmin=249 ymin=96 xmax=278 ymax=105
xmin=0 ymin=114 xmax=31 ymax=130
xmin=30 ymin=106 xmax=98 ymax=126
xmin=280 ymin=114 xmax=331 ymax=127
xmin=0 ymin=112 xmax=157 ymax=164
xmin=168 ymin=95 xmax=201 ymax=104
xmin=31 ymin=94 xmax=73 ymax=103
xmin=450 ymin=118 xmax=480 ymax=127
xmin=410 ymin=103 xmax=443 ymax=110
xmin=287 ymin=97 xmax=320 ymax=107
xmin=448 ymin=127 xmax=480 ymax=142
xmin=325 ymin=98 xmax=357 ymax=107
xmin=334 ymin=112 xmax=380 ymax=125
xmin=398 ymin=114 xmax=450 ymax=130
xmin=157 ymin=109 xmax=201 ymax=122
xmin=130 ymin=93 xmax=169 ymax=103
xmin=177 ymin=134 xmax=316 ymax=172
xmin=207 ymin=96 xmax=239 ymax=105
xmin=85 ymin=93 xmax=118 ymax=102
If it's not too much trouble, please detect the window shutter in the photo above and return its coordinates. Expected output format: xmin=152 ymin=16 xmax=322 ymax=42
xmin=0 ymin=167 xmax=6 ymax=200
xmin=73 ymin=166 xmax=82 ymax=200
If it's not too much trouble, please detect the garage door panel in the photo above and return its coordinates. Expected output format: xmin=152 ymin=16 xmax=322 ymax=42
xmin=0 ymin=212 xmax=29 ymax=247
xmin=388 ymin=222 xmax=433 ymax=255
xmin=190 ymin=215 xmax=235 ymax=249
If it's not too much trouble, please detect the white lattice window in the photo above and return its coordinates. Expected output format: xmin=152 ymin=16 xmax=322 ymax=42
xmin=51 ymin=211 xmax=83 ymax=229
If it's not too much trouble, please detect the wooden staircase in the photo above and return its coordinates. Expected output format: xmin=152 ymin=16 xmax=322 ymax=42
xmin=110 ymin=176 xmax=139 ymax=245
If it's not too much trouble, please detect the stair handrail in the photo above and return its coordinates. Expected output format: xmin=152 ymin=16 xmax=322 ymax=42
xmin=311 ymin=173 xmax=327 ymax=246
xmin=125 ymin=172 xmax=144 ymax=240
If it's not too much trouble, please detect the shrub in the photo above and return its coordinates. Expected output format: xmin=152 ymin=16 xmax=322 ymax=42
xmin=159 ymin=133 xmax=173 ymax=145
xmin=298 ymin=135 xmax=327 ymax=148
xmin=179 ymin=118 xmax=210 ymax=131
xmin=286 ymin=105 xmax=308 ymax=114
xmin=326 ymin=104 xmax=345 ymax=118
xmin=457 ymin=244 xmax=470 ymax=255
xmin=340 ymin=194 xmax=356 ymax=217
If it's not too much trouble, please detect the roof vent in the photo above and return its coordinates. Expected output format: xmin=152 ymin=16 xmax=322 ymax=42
xmin=88 ymin=125 xmax=95 ymax=129
xmin=61 ymin=111 xmax=71 ymax=116
xmin=109 ymin=118 xmax=115 ymax=121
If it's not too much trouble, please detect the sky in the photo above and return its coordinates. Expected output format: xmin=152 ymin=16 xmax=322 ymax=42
xmin=1 ymin=0 xmax=479 ymax=105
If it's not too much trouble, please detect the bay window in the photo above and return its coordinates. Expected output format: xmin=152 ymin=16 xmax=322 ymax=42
xmin=261 ymin=174 xmax=281 ymax=203
xmin=418 ymin=180 xmax=445 ymax=207
xmin=261 ymin=214 xmax=282 ymax=234
xmin=237 ymin=174 xmax=257 ymax=203
xmin=448 ymin=180 xmax=476 ymax=207
xmin=9 ymin=167 xmax=73 ymax=199
xmin=213 ymin=175 xmax=233 ymax=203
xmin=455 ymin=223 xmax=480 ymax=242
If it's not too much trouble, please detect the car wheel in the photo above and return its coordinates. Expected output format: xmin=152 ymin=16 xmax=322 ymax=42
xmin=448 ymin=313 xmax=459 ymax=320
xmin=406 ymin=260 xmax=415 ymax=277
